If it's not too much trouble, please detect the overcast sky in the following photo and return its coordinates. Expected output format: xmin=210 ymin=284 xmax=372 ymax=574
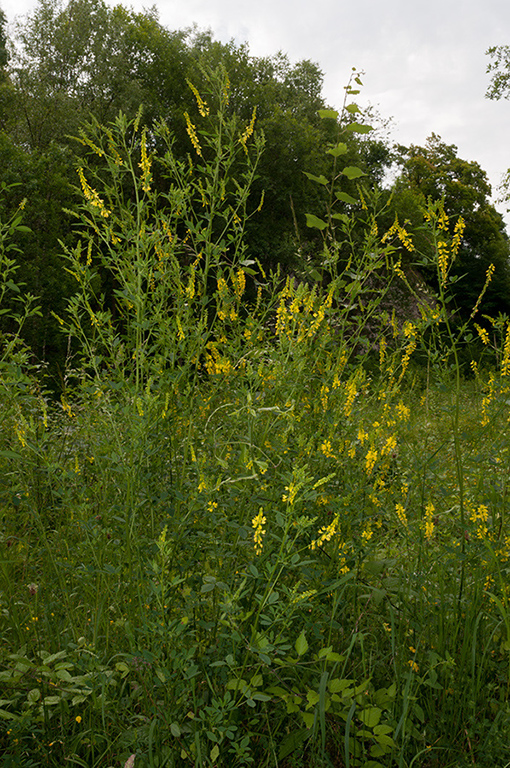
xmin=4 ymin=0 xmax=510 ymax=223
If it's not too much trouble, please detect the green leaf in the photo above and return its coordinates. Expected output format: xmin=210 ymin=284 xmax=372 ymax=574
xmin=55 ymin=669 xmax=73 ymax=682
xmin=302 ymin=711 xmax=315 ymax=728
xmin=0 ymin=708 xmax=19 ymax=720
xmin=278 ymin=728 xmax=311 ymax=760
xmin=43 ymin=695 xmax=61 ymax=706
xmin=325 ymin=651 xmax=345 ymax=662
xmin=295 ymin=630 xmax=309 ymax=656
xmin=344 ymin=122 xmax=373 ymax=134
xmin=170 ymin=722 xmax=181 ymax=737
xmin=327 ymin=143 xmax=348 ymax=157
xmin=318 ymin=109 xmax=339 ymax=120
xmin=210 ymin=744 xmax=219 ymax=763
xmin=40 ymin=651 xmax=67 ymax=665
xmin=331 ymin=213 xmax=350 ymax=224
xmin=305 ymin=214 xmax=328 ymax=231
xmin=336 ymin=191 xmax=357 ymax=204
xmin=252 ymin=692 xmax=271 ymax=701
xmin=303 ymin=171 xmax=329 ymax=186
xmin=328 ymin=678 xmax=353 ymax=693
xmin=0 ymin=450 xmax=21 ymax=459
xmin=359 ymin=706 xmax=382 ymax=727
xmin=345 ymin=103 xmax=361 ymax=114
xmin=341 ymin=166 xmax=366 ymax=180
xmin=115 ymin=662 xmax=130 ymax=678
xmin=27 ymin=688 xmax=41 ymax=704
xmin=306 ymin=690 xmax=320 ymax=707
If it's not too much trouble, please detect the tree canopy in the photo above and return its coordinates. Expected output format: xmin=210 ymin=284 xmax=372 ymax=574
xmin=1 ymin=0 xmax=510 ymax=379
xmin=392 ymin=134 xmax=510 ymax=317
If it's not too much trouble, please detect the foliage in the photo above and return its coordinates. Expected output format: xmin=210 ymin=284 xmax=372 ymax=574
xmin=2 ymin=71 xmax=510 ymax=768
xmin=392 ymin=134 xmax=510 ymax=318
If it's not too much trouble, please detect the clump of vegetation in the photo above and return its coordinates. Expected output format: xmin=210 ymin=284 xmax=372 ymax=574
xmin=2 ymin=61 xmax=510 ymax=768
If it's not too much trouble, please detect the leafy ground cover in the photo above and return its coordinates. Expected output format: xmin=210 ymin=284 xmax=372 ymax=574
xmin=1 ymin=69 xmax=510 ymax=767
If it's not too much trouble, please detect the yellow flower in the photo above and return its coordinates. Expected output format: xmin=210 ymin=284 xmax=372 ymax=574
xmin=424 ymin=502 xmax=435 ymax=539
xmin=310 ymin=515 xmax=339 ymax=550
xmin=184 ymin=112 xmax=202 ymax=156
xmin=186 ymin=79 xmax=209 ymax=117
xmin=252 ymin=509 xmax=267 ymax=555
xmin=138 ymin=128 xmax=152 ymax=192
xmin=364 ymin=447 xmax=378 ymax=475
xmin=395 ymin=503 xmax=407 ymax=527
xmin=240 ymin=106 xmax=257 ymax=151
xmin=75 ymin=715 xmax=82 ymax=724
xmin=282 ymin=482 xmax=297 ymax=505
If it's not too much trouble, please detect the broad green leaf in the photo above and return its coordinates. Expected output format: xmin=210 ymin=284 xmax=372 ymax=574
xmin=56 ymin=669 xmax=73 ymax=682
xmin=328 ymin=678 xmax=353 ymax=693
xmin=266 ymin=685 xmax=288 ymax=696
xmin=170 ymin=722 xmax=181 ymax=737
xmin=295 ymin=630 xmax=309 ymax=656
xmin=318 ymin=109 xmax=339 ymax=120
xmin=43 ymin=695 xmax=61 ymax=706
xmin=373 ymin=724 xmax=393 ymax=736
xmin=345 ymin=103 xmax=361 ymax=113
xmin=305 ymin=214 xmax=328 ymax=231
xmin=306 ymin=690 xmax=320 ymax=707
xmin=325 ymin=651 xmax=344 ymax=662
xmin=210 ymin=744 xmax=219 ymax=763
xmin=116 ymin=662 xmax=130 ymax=678
xmin=336 ymin=191 xmax=357 ymax=204
xmin=28 ymin=688 xmax=41 ymax=704
xmin=327 ymin=142 xmax=348 ymax=157
xmin=302 ymin=711 xmax=315 ymax=728
xmin=39 ymin=650 xmax=67 ymax=665
xmin=344 ymin=122 xmax=373 ymax=134
xmin=331 ymin=213 xmax=350 ymax=224
xmin=341 ymin=166 xmax=366 ymax=180
xmin=359 ymin=706 xmax=382 ymax=727
xmin=303 ymin=171 xmax=329 ymax=185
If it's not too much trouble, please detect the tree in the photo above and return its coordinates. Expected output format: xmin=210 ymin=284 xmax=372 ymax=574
xmin=393 ymin=134 xmax=510 ymax=318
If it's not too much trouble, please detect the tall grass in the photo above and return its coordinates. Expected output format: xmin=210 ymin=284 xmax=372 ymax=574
xmin=1 ymin=69 xmax=510 ymax=768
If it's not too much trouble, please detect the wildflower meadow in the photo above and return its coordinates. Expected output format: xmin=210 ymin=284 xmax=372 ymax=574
xmin=2 ymin=68 xmax=510 ymax=768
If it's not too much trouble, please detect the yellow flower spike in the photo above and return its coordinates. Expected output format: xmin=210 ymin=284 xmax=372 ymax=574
xmin=252 ymin=508 xmax=267 ymax=555
xmin=474 ymin=324 xmax=489 ymax=345
xmin=186 ymin=79 xmax=209 ymax=117
xmin=395 ymin=503 xmax=407 ymax=526
xmin=424 ymin=502 xmax=435 ymax=539
xmin=138 ymin=128 xmax=152 ymax=193
xmin=240 ymin=106 xmax=257 ymax=152
xmin=437 ymin=239 xmax=449 ymax=285
xmin=502 ymin=322 xmax=510 ymax=376
xmin=184 ymin=112 xmax=202 ymax=156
